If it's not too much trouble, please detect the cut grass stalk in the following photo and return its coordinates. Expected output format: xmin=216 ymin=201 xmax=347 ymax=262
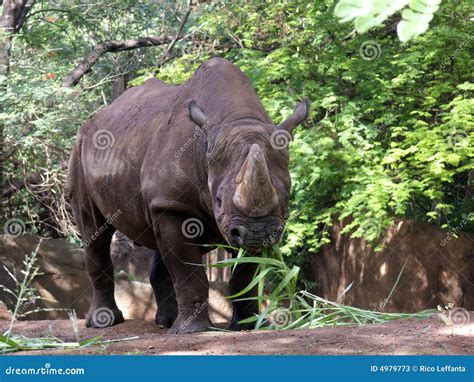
xmin=208 ymin=244 xmax=436 ymax=330
xmin=0 ymin=334 xmax=140 ymax=354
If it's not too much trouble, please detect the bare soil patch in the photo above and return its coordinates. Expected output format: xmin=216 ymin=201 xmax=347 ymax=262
xmin=1 ymin=312 xmax=472 ymax=355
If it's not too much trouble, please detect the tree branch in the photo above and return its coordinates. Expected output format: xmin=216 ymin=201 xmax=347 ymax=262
xmin=61 ymin=35 xmax=174 ymax=87
xmin=157 ymin=0 xmax=193 ymax=67
xmin=62 ymin=1 xmax=194 ymax=87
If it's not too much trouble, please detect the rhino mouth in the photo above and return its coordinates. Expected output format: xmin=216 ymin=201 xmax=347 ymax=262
xmin=226 ymin=216 xmax=283 ymax=252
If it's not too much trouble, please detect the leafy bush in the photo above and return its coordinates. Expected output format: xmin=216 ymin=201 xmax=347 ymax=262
xmin=2 ymin=0 xmax=472 ymax=259
xmin=165 ymin=0 xmax=473 ymax=256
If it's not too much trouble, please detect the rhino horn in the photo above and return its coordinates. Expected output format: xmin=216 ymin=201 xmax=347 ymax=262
xmin=233 ymin=144 xmax=278 ymax=217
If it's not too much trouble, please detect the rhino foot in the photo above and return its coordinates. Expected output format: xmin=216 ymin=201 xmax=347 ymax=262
xmin=85 ymin=306 xmax=124 ymax=328
xmin=168 ymin=318 xmax=212 ymax=334
xmin=155 ymin=310 xmax=177 ymax=329
xmin=228 ymin=319 xmax=255 ymax=331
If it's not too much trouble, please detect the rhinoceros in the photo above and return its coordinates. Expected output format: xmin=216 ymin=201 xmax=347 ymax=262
xmin=67 ymin=57 xmax=309 ymax=333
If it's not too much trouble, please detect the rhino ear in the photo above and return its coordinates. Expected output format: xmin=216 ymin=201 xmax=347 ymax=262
xmin=188 ymin=100 xmax=211 ymax=130
xmin=277 ymin=98 xmax=310 ymax=133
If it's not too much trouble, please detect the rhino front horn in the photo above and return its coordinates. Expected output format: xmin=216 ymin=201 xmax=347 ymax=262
xmin=233 ymin=144 xmax=278 ymax=217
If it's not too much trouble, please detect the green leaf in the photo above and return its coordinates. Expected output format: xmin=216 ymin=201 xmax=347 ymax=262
xmin=354 ymin=16 xmax=377 ymax=33
xmin=397 ymin=19 xmax=429 ymax=42
xmin=334 ymin=0 xmax=367 ymax=22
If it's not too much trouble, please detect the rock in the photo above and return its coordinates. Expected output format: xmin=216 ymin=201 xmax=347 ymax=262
xmin=115 ymin=279 xmax=156 ymax=321
xmin=209 ymin=281 xmax=232 ymax=324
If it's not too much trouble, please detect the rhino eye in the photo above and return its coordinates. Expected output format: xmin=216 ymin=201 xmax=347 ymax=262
xmin=216 ymin=196 xmax=222 ymax=208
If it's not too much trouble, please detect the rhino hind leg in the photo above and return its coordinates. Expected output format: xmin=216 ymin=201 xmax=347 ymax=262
xmin=150 ymin=250 xmax=178 ymax=328
xmin=84 ymin=241 xmax=124 ymax=328
xmin=82 ymin=218 xmax=124 ymax=328
xmin=69 ymin=189 xmax=123 ymax=327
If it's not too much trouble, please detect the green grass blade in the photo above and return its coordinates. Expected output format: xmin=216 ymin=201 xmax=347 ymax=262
xmin=269 ymin=266 xmax=300 ymax=299
xmin=0 ymin=334 xmax=21 ymax=349
xmin=227 ymin=268 xmax=272 ymax=299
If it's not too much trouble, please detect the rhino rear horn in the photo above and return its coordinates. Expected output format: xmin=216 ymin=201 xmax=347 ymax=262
xmin=278 ymin=98 xmax=310 ymax=133
xmin=233 ymin=144 xmax=278 ymax=217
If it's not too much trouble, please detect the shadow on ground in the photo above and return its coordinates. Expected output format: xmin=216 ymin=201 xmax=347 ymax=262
xmin=1 ymin=312 xmax=472 ymax=355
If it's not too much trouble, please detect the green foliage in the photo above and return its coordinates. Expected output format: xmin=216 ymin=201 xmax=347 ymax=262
xmin=1 ymin=0 xmax=192 ymax=236
xmin=334 ymin=0 xmax=443 ymax=41
xmin=182 ymin=0 xmax=473 ymax=255
xmin=2 ymin=0 xmax=473 ymax=260
xmin=211 ymin=246 xmax=301 ymax=329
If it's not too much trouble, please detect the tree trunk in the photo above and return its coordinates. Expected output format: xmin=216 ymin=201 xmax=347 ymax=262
xmin=0 ymin=0 xmax=35 ymax=75
xmin=111 ymin=74 xmax=126 ymax=101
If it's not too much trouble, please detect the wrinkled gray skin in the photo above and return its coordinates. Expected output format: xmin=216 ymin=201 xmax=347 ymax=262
xmin=67 ymin=58 xmax=309 ymax=333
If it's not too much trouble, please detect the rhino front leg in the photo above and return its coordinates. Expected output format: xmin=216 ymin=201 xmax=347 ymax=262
xmin=229 ymin=263 xmax=259 ymax=331
xmin=150 ymin=250 xmax=178 ymax=328
xmin=154 ymin=214 xmax=212 ymax=334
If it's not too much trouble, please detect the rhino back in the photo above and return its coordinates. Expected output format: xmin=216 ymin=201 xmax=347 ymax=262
xmin=76 ymin=78 xmax=183 ymax=245
xmin=71 ymin=58 xmax=270 ymax=246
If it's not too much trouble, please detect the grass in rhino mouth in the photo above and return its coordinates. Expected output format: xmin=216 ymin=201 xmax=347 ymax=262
xmin=207 ymin=245 xmax=436 ymax=330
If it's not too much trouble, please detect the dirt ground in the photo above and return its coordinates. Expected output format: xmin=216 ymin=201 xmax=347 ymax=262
xmin=1 ymin=312 xmax=473 ymax=355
